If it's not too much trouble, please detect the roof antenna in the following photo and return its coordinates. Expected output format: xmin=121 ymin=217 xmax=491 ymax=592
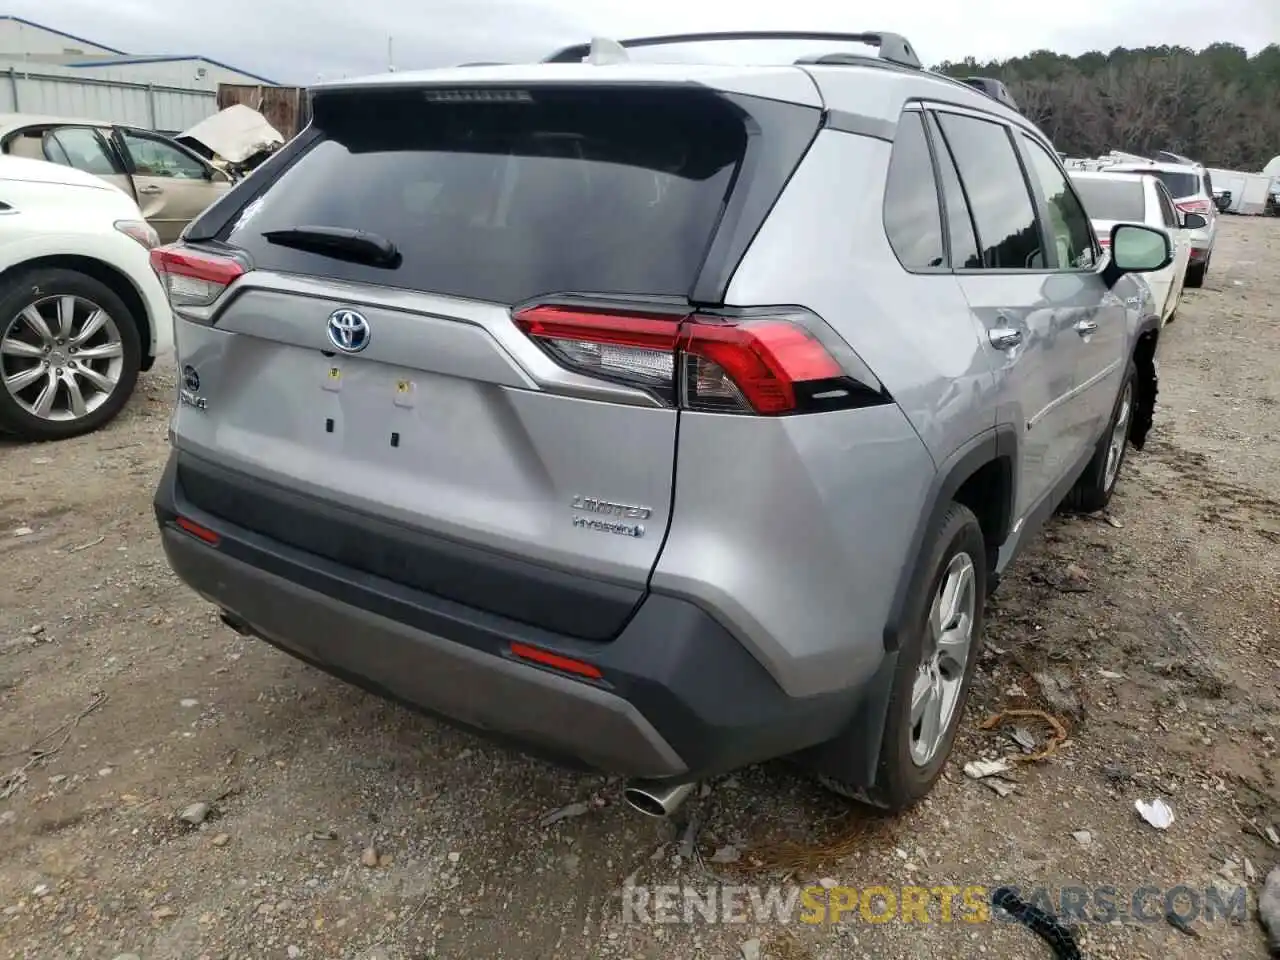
xmin=587 ymin=37 xmax=629 ymax=65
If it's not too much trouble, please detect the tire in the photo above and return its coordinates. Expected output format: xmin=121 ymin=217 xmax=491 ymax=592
xmin=818 ymin=502 xmax=987 ymax=812
xmin=1185 ymin=260 xmax=1206 ymax=289
xmin=1062 ymin=361 xmax=1137 ymax=514
xmin=0 ymin=268 xmax=142 ymax=442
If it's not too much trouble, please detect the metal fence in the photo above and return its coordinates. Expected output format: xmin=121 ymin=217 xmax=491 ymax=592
xmin=0 ymin=60 xmax=217 ymax=133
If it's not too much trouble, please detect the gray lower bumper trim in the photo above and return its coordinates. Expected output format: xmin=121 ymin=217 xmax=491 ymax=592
xmin=161 ymin=528 xmax=687 ymax=778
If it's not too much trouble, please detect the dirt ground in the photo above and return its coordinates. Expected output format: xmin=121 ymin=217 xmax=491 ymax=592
xmin=1 ymin=217 xmax=1278 ymax=960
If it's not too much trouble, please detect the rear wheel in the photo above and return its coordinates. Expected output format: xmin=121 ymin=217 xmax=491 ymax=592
xmin=1185 ymin=259 xmax=1207 ymax=289
xmin=0 ymin=269 xmax=141 ymax=442
xmin=818 ymin=502 xmax=986 ymax=811
xmin=1062 ymin=361 xmax=1136 ymax=514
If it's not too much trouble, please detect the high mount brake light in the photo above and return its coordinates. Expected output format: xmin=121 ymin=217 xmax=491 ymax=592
xmin=512 ymin=303 xmax=874 ymax=416
xmin=150 ymin=246 xmax=246 ymax=309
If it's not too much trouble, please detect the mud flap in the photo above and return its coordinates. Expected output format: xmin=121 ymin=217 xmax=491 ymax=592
xmin=790 ymin=650 xmax=898 ymax=790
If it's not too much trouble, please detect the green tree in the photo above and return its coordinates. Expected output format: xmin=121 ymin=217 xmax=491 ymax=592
xmin=934 ymin=42 xmax=1280 ymax=169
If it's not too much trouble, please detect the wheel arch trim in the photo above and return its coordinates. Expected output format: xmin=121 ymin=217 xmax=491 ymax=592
xmin=882 ymin=424 xmax=1017 ymax=653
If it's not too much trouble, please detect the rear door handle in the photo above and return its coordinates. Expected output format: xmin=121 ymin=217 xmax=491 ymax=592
xmin=137 ymin=184 xmax=163 ymax=195
xmin=988 ymin=328 xmax=1023 ymax=350
xmin=1075 ymin=320 xmax=1099 ymax=336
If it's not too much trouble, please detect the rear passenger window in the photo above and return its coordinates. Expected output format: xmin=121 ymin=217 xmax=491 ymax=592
xmin=1019 ymin=135 xmax=1096 ymax=269
xmin=934 ymin=112 xmax=1043 ymax=270
xmin=924 ymin=113 xmax=981 ymax=269
xmin=882 ymin=111 xmax=945 ymax=269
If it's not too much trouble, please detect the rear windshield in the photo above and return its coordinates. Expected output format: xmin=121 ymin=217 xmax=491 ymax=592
xmin=1072 ymin=177 xmax=1146 ymax=222
xmin=225 ymin=87 xmax=748 ymax=304
xmin=1149 ymin=170 xmax=1200 ymax=199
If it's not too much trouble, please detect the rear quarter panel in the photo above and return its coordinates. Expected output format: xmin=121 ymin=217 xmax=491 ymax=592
xmin=651 ymin=129 xmax=993 ymax=699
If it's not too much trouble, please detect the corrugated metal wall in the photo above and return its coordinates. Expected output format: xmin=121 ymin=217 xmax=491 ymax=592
xmin=0 ymin=59 xmax=216 ymax=132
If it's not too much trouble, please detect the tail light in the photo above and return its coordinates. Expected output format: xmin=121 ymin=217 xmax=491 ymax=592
xmin=1175 ymin=199 xmax=1211 ymax=217
xmin=114 ymin=219 xmax=160 ymax=250
xmin=513 ymin=303 xmax=886 ymax=416
xmin=151 ymin=245 xmax=246 ymax=312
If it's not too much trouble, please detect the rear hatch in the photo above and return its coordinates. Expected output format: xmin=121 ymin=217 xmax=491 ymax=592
xmin=159 ymin=78 xmax=821 ymax=640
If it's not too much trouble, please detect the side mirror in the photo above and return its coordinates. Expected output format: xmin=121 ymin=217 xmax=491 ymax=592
xmin=1182 ymin=212 xmax=1208 ymax=230
xmin=1109 ymin=223 xmax=1173 ymax=275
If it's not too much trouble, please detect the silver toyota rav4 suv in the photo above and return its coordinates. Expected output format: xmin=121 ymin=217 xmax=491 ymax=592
xmin=151 ymin=31 xmax=1173 ymax=816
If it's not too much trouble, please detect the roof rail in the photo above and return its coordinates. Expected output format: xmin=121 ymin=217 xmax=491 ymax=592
xmin=543 ymin=30 xmax=922 ymax=70
xmin=1154 ymin=150 xmax=1198 ymax=166
xmin=586 ymin=37 xmax=629 ymax=65
xmin=960 ymin=77 xmax=1019 ymax=112
xmin=795 ymin=52 xmax=894 ymax=67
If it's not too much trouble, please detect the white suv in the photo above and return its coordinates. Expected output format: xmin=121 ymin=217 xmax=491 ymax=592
xmin=1102 ymin=160 xmax=1217 ymax=287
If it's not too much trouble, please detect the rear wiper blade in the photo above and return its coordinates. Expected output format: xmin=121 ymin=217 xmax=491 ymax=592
xmin=260 ymin=225 xmax=401 ymax=267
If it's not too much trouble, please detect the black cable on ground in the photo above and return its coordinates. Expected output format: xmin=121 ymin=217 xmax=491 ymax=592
xmin=991 ymin=886 xmax=1085 ymax=960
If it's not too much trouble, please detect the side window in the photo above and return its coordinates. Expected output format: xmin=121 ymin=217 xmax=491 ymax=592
xmin=924 ymin=113 xmax=982 ymax=269
xmin=41 ymin=134 xmax=72 ymax=166
xmin=934 ymin=112 xmax=1043 ymax=270
xmin=1019 ymin=134 xmax=1096 ymax=270
xmin=45 ymin=127 xmax=118 ymax=176
xmin=1202 ymin=172 xmax=1213 ymax=197
xmin=119 ymin=130 xmax=207 ymax=180
xmin=882 ymin=110 xmax=946 ymax=270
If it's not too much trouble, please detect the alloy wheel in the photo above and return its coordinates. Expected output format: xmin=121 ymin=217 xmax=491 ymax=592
xmin=0 ymin=295 xmax=125 ymax=422
xmin=1104 ymin=381 xmax=1134 ymax=491
xmin=910 ymin=551 xmax=977 ymax=767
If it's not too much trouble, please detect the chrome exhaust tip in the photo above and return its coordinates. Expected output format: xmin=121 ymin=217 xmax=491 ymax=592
xmin=623 ymin=780 xmax=696 ymax=818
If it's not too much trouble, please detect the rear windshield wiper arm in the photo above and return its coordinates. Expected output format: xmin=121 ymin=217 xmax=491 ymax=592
xmin=260 ymin=226 xmax=401 ymax=268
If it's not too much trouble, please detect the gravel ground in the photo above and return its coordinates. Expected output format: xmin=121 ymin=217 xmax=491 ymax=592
xmin=1 ymin=216 xmax=1278 ymax=960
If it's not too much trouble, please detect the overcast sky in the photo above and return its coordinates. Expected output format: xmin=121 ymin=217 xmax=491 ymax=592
xmin=10 ymin=0 xmax=1279 ymax=84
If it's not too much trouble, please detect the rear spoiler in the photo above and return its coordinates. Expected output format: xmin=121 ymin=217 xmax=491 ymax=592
xmin=541 ymin=32 xmax=1023 ymax=117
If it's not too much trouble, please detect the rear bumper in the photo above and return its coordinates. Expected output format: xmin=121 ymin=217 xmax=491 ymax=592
xmin=154 ymin=451 xmax=860 ymax=781
xmin=1187 ymin=227 xmax=1213 ymax=262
